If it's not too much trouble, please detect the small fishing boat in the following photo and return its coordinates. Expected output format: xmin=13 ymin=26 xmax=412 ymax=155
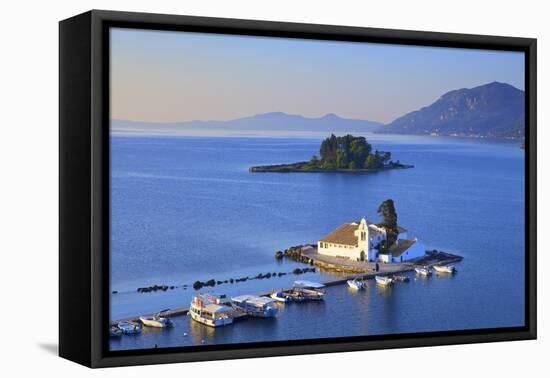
xmin=375 ymin=276 xmax=393 ymax=286
xmin=189 ymin=293 xmax=235 ymax=327
xmin=292 ymin=280 xmax=326 ymax=301
xmin=117 ymin=321 xmax=142 ymax=334
xmin=140 ymin=309 xmax=173 ymax=328
xmin=347 ymin=278 xmax=365 ymax=290
xmin=231 ymin=295 xmax=278 ymax=317
xmin=415 ymin=267 xmax=432 ymax=276
xmin=393 ymin=275 xmax=410 ymax=283
xmin=270 ymin=291 xmax=291 ymax=302
xmin=433 ymin=265 xmax=456 ymax=274
xmin=109 ymin=325 xmax=122 ymax=338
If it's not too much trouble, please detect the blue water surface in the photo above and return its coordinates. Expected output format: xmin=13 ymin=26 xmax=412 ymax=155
xmin=109 ymin=133 xmax=525 ymax=351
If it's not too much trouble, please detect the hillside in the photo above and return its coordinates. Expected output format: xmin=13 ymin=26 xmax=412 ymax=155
xmin=382 ymin=82 xmax=525 ymax=138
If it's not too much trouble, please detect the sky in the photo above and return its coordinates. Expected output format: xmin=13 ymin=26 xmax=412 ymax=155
xmin=110 ymin=28 xmax=525 ymax=124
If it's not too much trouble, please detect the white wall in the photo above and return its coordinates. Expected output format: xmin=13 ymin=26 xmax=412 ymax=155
xmin=318 ymin=242 xmax=360 ymax=260
xmin=399 ymin=240 xmax=425 ymax=262
xmin=1 ymin=1 xmax=546 ymax=377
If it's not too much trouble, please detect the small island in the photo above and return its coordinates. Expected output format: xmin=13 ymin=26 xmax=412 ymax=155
xmin=249 ymin=134 xmax=413 ymax=173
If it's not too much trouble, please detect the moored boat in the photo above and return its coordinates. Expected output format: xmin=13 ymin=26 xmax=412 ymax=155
xmin=139 ymin=309 xmax=173 ymax=328
xmin=375 ymin=275 xmax=393 ymax=286
xmin=189 ymin=293 xmax=235 ymax=327
xmin=415 ymin=267 xmax=432 ymax=276
xmin=109 ymin=325 xmax=122 ymax=337
xmin=393 ymin=275 xmax=410 ymax=283
xmin=231 ymin=295 xmax=278 ymax=317
xmin=347 ymin=278 xmax=365 ymax=290
xmin=292 ymin=280 xmax=326 ymax=301
xmin=270 ymin=291 xmax=291 ymax=302
xmin=117 ymin=321 xmax=142 ymax=334
xmin=433 ymin=265 xmax=456 ymax=274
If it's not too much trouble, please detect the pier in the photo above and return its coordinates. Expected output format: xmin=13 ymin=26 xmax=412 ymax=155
xmin=111 ymin=249 xmax=462 ymax=325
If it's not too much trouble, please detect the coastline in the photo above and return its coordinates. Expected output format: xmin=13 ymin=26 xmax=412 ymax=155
xmin=249 ymin=163 xmax=414 ymax=173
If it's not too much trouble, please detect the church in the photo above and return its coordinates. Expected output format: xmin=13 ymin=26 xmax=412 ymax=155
xmin=317 ymin=218 xmax=425 ymax=263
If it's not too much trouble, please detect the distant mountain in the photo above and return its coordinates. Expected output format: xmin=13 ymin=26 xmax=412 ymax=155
xmin=382 ymin=82 xmax=525 ymax=138
xmin=112 ymin=112 xmax=383 ymax=135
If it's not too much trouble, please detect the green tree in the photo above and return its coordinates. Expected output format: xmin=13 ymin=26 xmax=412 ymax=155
xmin=377 ymin=199 xmax=398 ymax=247
xmin=321 ymin=158 xmax=336 ymax=170
xmin=316 ymin=134 xmax=390 ymax=171
xmin=379 ymin=151 xmax=391 ymax=165
xmin=319 ymin=134 xmax=338 ymax=167
xmin=309 ymin=155 xmax=319 ymax=167
xmin=364 ymin=154 xmax=380 ymax=169
xmin=350 ymin=138 xmax=371 ymax=166
xmin=336 ymin=151 xmax=349 ymax=169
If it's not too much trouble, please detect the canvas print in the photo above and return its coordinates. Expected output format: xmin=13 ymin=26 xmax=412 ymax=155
xmin=108 ymin=28 xmax=526 ymax=351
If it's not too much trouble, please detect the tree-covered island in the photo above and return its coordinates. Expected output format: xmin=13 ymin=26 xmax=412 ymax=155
xmin=249 ymin=134 xmax=413 ymax=173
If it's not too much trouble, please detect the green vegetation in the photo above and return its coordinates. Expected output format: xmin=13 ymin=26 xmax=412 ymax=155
xmin=306 ymin=134 xmax=393 ymax=170
xmin=249 ymin=134 xmax=412 ymax=173
xmin=377 ymin=199 xmax=398 ymax=250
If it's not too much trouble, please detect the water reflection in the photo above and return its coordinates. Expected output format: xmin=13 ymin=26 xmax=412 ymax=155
xmin=188 ymin=318 xmax=216 ymax=345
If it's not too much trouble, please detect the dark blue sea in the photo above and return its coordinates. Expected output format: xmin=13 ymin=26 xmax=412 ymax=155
xmin=109 ymin=133 xmax=525 ymax=351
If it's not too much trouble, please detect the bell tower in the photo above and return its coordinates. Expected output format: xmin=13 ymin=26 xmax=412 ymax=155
xmin=355 ymin=218 xmax=369 ymax=260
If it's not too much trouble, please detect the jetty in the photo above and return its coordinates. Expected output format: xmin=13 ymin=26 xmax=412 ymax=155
xmin=111 ymin=249 xmax=462 ymax=325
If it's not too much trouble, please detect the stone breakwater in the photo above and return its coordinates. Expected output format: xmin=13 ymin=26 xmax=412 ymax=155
xmin=113 ymin=266 xmax=318 ymax=295
xmin=191 ymin=267 xmax=316 ymax=290
xmin=274 ymin=244 xmax=317 ymax=264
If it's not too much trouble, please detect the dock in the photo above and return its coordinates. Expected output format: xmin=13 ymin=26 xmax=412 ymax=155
xmin=111 ymin=249 xmax=462 ymax=325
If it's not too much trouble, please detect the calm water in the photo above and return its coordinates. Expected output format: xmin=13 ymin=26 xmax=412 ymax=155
xmin=109 ymin=133 xmax=525 ymax=351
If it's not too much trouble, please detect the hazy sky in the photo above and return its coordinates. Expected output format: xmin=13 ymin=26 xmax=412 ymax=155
xmin=110 ymin=28 xmax=525 ymax=124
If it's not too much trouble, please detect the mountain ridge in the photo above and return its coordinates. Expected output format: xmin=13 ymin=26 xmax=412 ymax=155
xmin=112 ymin=112 xmax=383 ymax=135
xmin=112 ymin=82 xmax=525 ymax=139
xmin=381 ymin=82 xmax=525 ymax=138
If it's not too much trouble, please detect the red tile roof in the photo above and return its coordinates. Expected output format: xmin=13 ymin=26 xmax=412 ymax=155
xmin=319 ymin=223 xmax=359 ymax=246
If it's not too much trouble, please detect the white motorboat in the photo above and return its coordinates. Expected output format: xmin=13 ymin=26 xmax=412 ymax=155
xmin=270 ymin=291 xmax=291 ymax=302
xmin=292 ymin=280 xmax=326 ymax=301
xmin=189 ymin=293 xmax=235 ymax=328
xmin=415 ymin=267 xmax=432 ymax=276
xmin=117 ymin=321 xmax=142 ymax=334
xmin=231 ymin=295 xmax=279 ymax=317
xmin=375 ymin=275 xmax=393 ymax=286
xmin=433 ymin=265 xmax=456 ymax=274
xmin=347 ymin=279 xmax=365 ymax=290
xmin=140 ymin=309 xmax=173 ymax=328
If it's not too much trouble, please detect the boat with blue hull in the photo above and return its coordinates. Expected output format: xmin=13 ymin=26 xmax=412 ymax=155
xmin=270 ymin=291 xmax=291 ymax=302
xmin=117 ymin=321 xmax=142 ymax=334
xmin=110 ymin=325 xmax=122 ymax=338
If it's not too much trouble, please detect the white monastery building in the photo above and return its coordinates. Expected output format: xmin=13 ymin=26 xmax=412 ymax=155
xmin=317 ymin=218 xmax=425 ymax=263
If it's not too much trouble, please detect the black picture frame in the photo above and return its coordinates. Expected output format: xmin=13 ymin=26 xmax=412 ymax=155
xmin=59 ymin=9 xmax=537 ymax=368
